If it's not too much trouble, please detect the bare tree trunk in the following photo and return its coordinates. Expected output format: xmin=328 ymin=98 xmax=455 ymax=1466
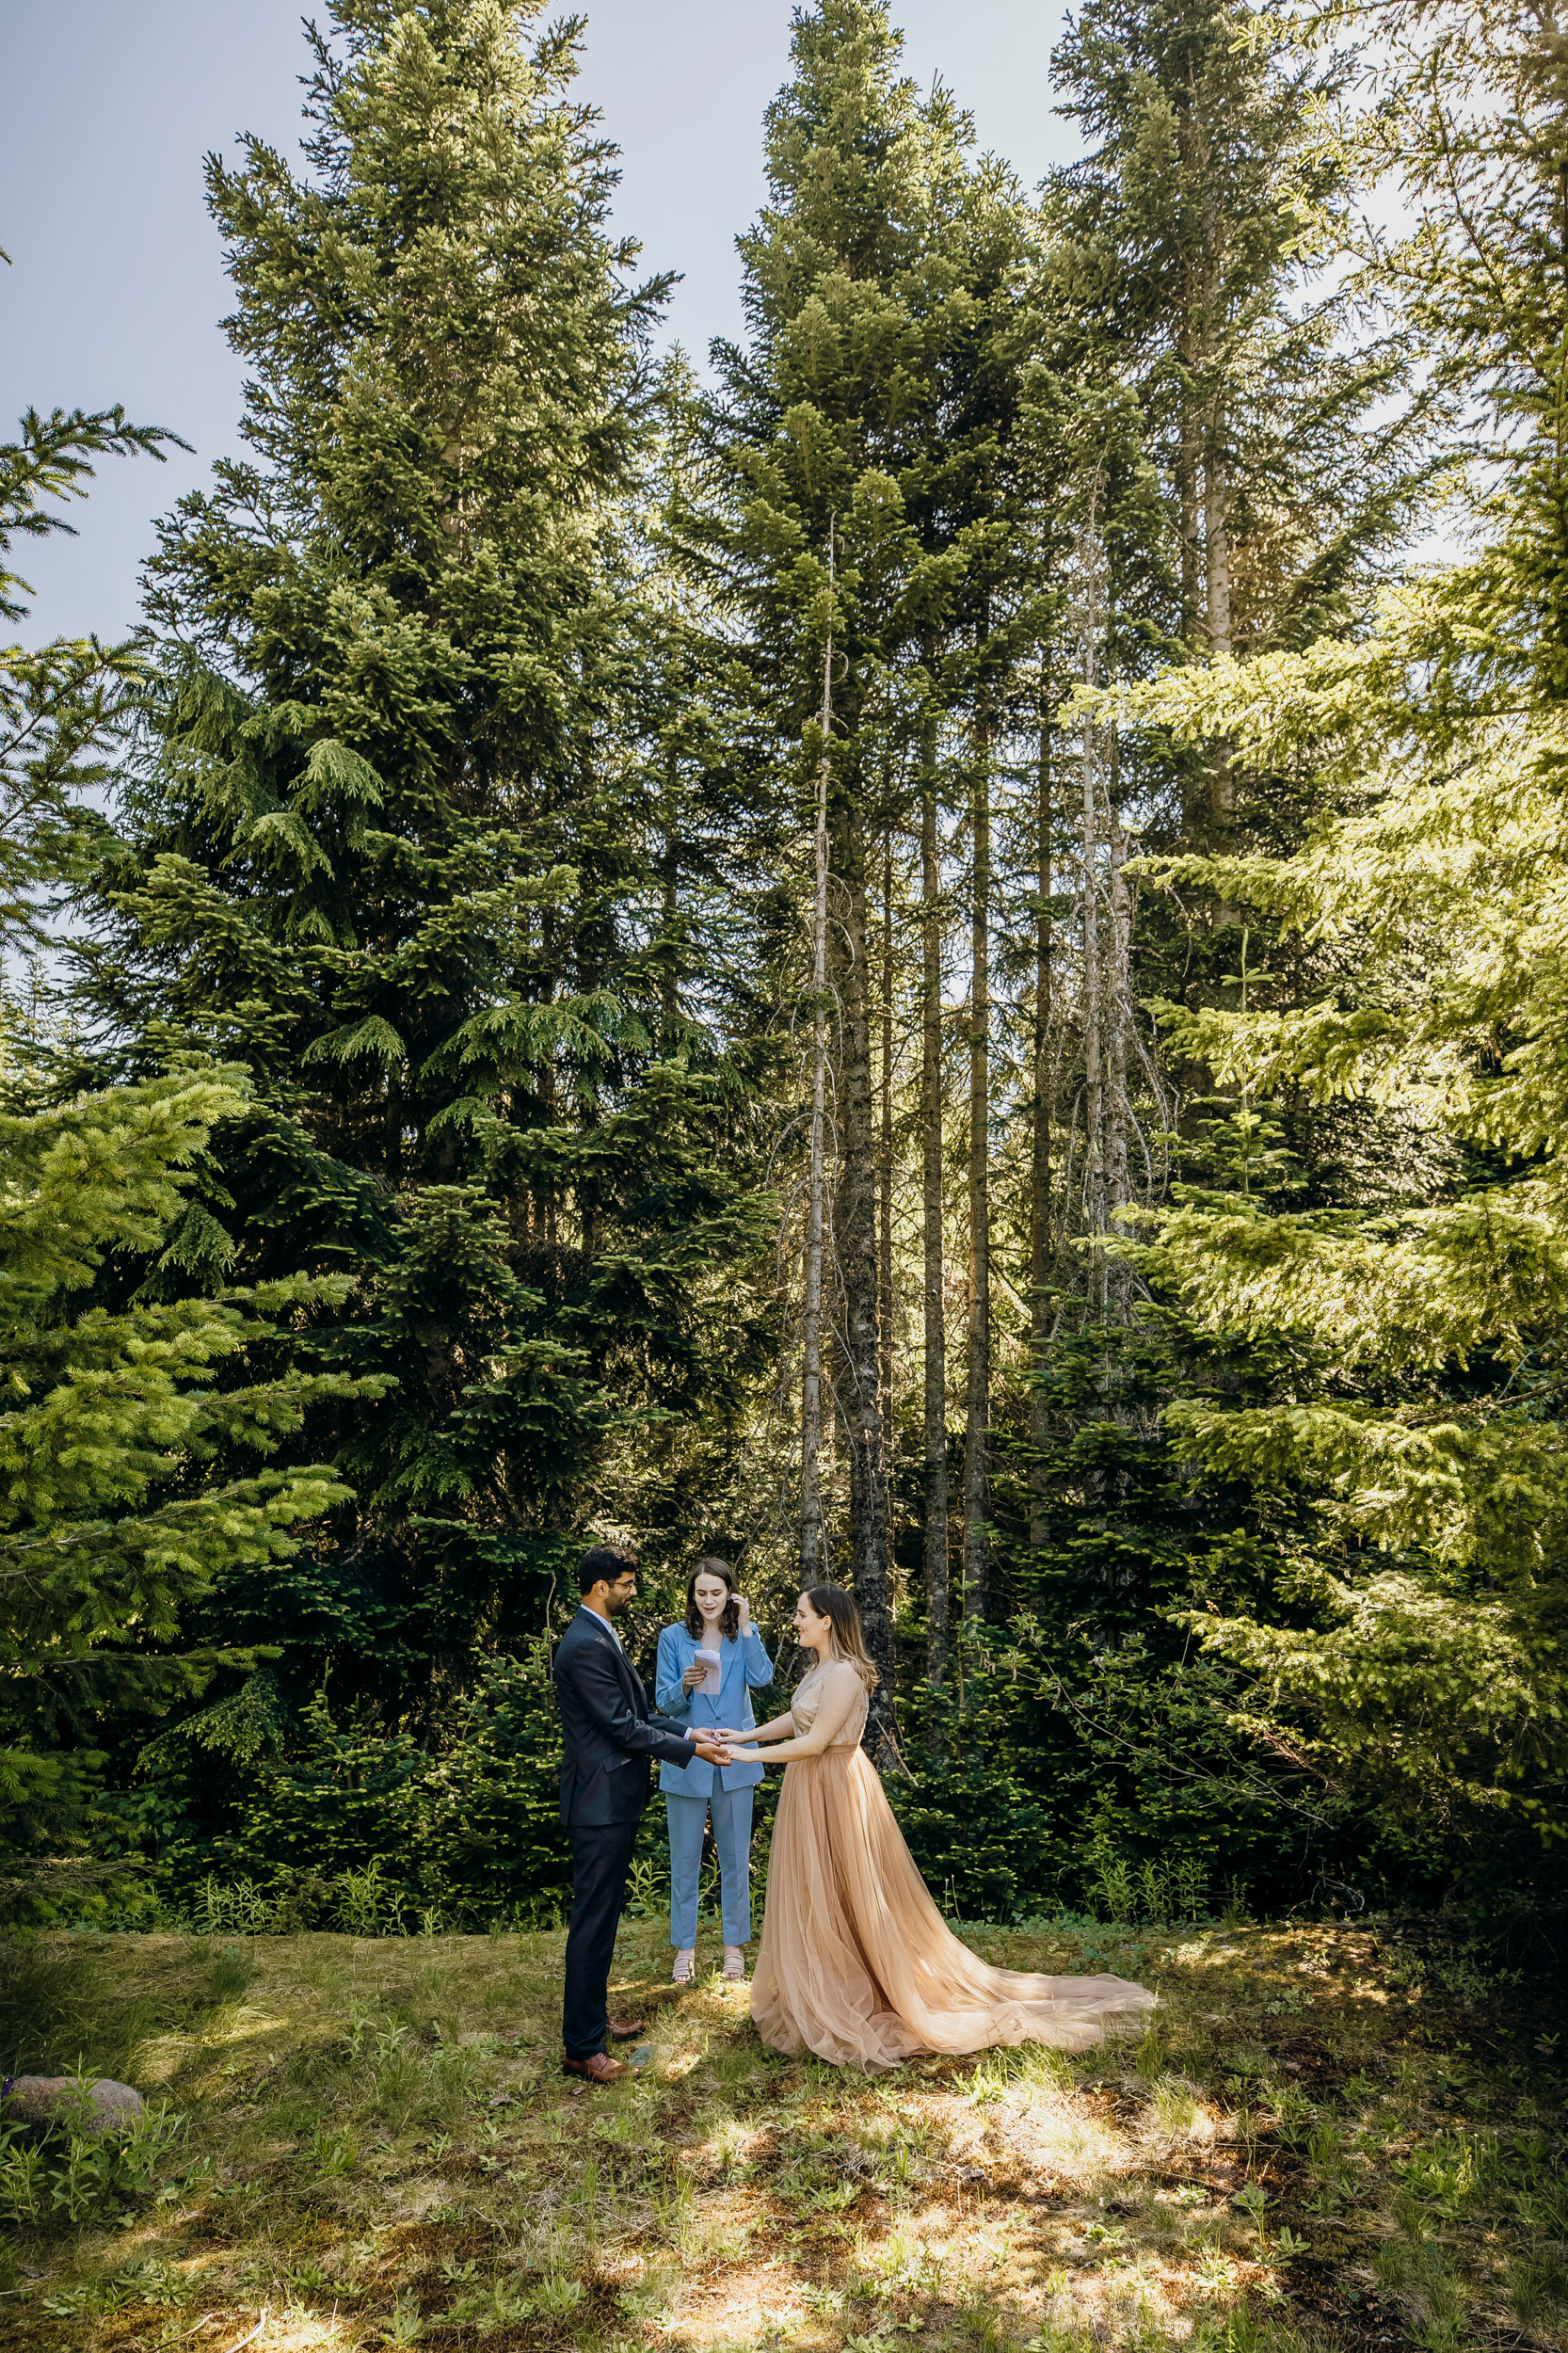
xmin=1106 ymin=732 xmax=1132 ymax=1233
xmin=1205 ymin=441 xmax=1237 ymax=859
xmin=830 ymin=783 xmax=893 ymax=1698
xmin=963 ymin=719 xmax=990 ymax=1623
xmin=878 ymin=828 xmax=895 ymax=1467
xmin=660 ymin=742 xmax=680 ymax=1046
xmin=1176 ymin=423 xmax=1202 ymax=657
xmin=1080 ymin=705 xmax=1105 ymax=1274
xmin=920 ymin=738 xmax=949 ymax=1683
xmin=1028 ymin=679 xmax=1053 ymax=1551
xmin=1205 ymin=450 xmax=1232 ymax=660
xmin=800 ymin=568 xmax=833 ymax=1577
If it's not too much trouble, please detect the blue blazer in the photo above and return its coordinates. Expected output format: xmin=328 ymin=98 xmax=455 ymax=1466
xmin=654 ymin=1623 xmax=774 ymax=1796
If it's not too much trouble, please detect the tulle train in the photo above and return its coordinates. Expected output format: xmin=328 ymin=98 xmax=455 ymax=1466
xmin=750 ymin=1744 xmax=1156 ymax=2068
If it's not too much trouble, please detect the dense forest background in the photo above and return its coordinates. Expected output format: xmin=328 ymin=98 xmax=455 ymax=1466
xmin=4 ymin=0 xmax=1565 ymax=1947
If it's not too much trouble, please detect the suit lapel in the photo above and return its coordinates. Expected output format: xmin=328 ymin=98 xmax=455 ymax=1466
xmin=582 ymin=1611 xmax=648 ymax=1716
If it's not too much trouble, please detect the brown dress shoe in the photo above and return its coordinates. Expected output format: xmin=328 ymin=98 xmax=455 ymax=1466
xmin=606 ymin=2016 xmax=646 ymax=2041
xmin=563 ymin=2051 xmax=626 ymax=2085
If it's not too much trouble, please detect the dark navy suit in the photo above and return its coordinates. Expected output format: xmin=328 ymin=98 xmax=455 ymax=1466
xmin=552 ymin=1605 xmax=694 ymax=2057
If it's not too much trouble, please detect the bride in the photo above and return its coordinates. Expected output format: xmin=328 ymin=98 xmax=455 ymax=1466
xmin=722 ymin=1584 xmax=1155 ymax=2068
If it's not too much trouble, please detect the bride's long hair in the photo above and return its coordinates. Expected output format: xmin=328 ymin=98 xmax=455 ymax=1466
xmin=803 ymin=1585 xmax=879 ymax=1692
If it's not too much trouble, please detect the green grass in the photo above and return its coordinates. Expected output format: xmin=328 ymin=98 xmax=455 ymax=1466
xmin=0 ymin=1917 xmax=1562 ymax=2352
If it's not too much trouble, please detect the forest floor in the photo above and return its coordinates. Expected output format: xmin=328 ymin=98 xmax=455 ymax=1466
xmin=1 ymin=1914 xmax=1564 ymax=2353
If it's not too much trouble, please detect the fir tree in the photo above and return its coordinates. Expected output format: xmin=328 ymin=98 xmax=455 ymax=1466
xmin=1 ymin=403 xmax=181 ymax=960
xmin=1100 ymin=0 xmax=1568 ymax=1890
xmin=74 ymin=0 xmax=769 ymax=1889
xmin=0 ymin=395 xmax=370 ymax=1902
xmin=700 ymin=0 xmax=1045 ymax=1681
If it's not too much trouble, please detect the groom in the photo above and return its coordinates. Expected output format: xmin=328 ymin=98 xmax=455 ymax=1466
xmin=553 ymin=1545 xmax=730 ymax=2083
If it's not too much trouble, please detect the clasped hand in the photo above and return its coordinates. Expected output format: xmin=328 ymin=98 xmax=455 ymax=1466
xmin=688 ymin=1728 xmax=762 ymax=1767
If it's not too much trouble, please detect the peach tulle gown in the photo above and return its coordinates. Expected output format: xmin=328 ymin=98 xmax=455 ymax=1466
xmin=749 ymin=1663 xmax=1156 ymax=2068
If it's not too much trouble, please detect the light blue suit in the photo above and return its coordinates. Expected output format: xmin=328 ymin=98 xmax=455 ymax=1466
xmin=655 ymin=1621 xmax=774 ymax=1948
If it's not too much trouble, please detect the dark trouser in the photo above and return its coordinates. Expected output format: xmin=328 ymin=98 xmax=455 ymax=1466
xmin=563 ymin=1816 xmax=640 ymax=2057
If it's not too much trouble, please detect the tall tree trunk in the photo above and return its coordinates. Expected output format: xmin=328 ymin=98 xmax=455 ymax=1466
xmin=1176 ymin=418 xmax=1202 ymax=655
xmin=879 ymin=827 xmax=895 ymax=1465
xmin=800 ymin=584 xmax=833 ymax=1577
xmin=1106 ymin=731 xmax=1132 ymax=1236
xmin=1205 ymin=441 xmax=1237 ymax=857
xmin=830 ymin=781 xmax=892 ymax=1696
xmin=920 ymin=737 xmax=949 ymax=1683
xmin=659 ymin=741 xmax=680 ymax=1046
xmin=1029 ymin=680 xmax=1053 ymax=1551
xmin=1081 ymin=707 xmax=1105 ymax=1276
xmin=963 ymin=719 xmax=990 ymax=1623
xmin=1205 ymin=450 xmax=1232 ymax=659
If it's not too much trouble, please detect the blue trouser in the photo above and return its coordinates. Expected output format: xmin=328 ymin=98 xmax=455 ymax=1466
xmin=664 ymin=1785 xmax=754 ymax=1947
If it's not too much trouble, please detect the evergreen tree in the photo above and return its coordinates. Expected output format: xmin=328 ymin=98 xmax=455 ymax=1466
xmin=1047 ymin=0 xmax=1440 ymax=1156
xmin=0 ymin=398 xmax=369 ymax=1906
xmin=1 ymin=403 xmax=180 ymax=960
xmin=699 ymin=0 xmax=1045 ymax=1685
xmin=1101 ymin=0 xmax=1568 ymax=1894
xmin=1051 ymin=0 xmax=1427 ymax=693
xmin=74 ymin=0 xmax=769 ymax=1895
xmin=0 ymin=1064 xmax=367 ymax=1891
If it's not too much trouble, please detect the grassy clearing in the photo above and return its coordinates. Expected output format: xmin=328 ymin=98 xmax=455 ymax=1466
xmin=1 ymin=1915 xmax=1563 ymax=2353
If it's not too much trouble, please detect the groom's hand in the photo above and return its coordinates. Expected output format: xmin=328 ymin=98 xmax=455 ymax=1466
xmin=691 ymin=1734 xmax=730 ymax=1767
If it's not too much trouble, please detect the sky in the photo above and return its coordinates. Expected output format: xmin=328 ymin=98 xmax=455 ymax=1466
xmin=1 ymin=1 xmax=1082 ymax=648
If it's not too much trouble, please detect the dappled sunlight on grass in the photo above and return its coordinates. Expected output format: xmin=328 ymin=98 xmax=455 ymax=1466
xmin=1 ymin=1918 xmax=1563 ymax=2353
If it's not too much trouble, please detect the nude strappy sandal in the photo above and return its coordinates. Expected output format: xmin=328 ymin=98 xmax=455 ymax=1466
xmin=672 ymin=1947 xmax=696 ymax=1983
xmin=722 ymin=1945 xmax=746 ymax=1980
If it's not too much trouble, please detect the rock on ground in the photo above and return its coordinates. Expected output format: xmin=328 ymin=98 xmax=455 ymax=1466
xmin=1 ymin=2074 xmax=144 ymax=2134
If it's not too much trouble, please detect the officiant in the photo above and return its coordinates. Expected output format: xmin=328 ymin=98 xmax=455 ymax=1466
xmin=654 ymin=1558 xmax=774 ymax=1985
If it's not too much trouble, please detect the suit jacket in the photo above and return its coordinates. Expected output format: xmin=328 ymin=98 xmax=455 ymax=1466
xmin=654 ymin=1623 xmax=774 ymax=1798
xmin=553 ymin=1606 xmax=696 ymax=1827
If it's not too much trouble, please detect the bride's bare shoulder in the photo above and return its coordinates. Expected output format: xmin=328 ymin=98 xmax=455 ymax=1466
xmin=824 ymin=1659 xmax=864 ymax=1691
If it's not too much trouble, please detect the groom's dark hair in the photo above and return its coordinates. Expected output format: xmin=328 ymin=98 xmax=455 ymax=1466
xmin=579 ymin=1544 xmax=636 ymax=1593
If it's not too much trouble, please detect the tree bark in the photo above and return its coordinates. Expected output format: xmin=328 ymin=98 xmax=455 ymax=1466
xmin=963 ymin=720 xmax=990 ymax=1623
xmin=1081 ymin=706 xmax=1105 ymax=1272
xmin=1176 ymin=425 xmax=1202 ymax=656
xmin=1106 ymin=730 xmax=1132 ymax=1237
xmin=800 ymin=592 xmax=833 ymax=1577
xmin=659 ymin=741 xmax=680 ymax=1046
xmin=1029 ymin=682 xmax=1053 ymax=1551
xmin=1205 ymin=441 xmax=1237 ymax=856
xmin=1205 ymin=449 xmax=1232 ymax=660
xmin=829 ymin=780 xmax=892 ymax=1695
xmin=920 ymin=741 xmax=949 ymax=1683
xmin=879 ymin=828 xmax=895 ymax=1466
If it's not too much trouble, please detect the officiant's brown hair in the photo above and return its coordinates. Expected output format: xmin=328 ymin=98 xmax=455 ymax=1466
xmin=685 ymin=1557 xmax=742 ymax=1641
